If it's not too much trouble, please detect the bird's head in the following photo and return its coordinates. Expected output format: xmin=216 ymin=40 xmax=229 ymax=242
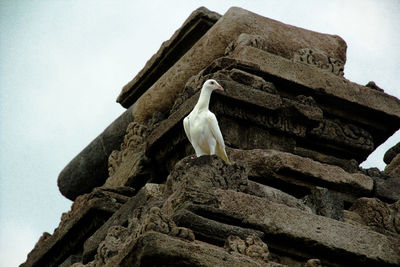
xmin=203 ymin=79 xmax=224 ymax=92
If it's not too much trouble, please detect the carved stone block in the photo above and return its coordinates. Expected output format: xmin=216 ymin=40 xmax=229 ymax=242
xmin=21 ymin=188 xmax=130 ymax=267
xmin=127 ymin=7 xmax=346 ymax=125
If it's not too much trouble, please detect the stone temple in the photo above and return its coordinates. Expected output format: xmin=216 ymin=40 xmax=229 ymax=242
xmin=22 ymin=7 xmax=400 ymax=267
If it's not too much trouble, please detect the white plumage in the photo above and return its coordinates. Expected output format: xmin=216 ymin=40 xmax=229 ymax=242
xmin=183 ymin=79 xmax=231 ymax=164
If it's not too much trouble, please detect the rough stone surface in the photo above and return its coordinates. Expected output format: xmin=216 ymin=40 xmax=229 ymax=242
xmin=385 ymin=153 xmax=400 ymax=178
xmin=149 ymin=55 xmax=386 ymax=174
xmin=303 ymin=187 xmax=344 ymax=221
xmin=349 ymin=197 xmax=400 ymax=236
xmin=305 ymin=259 xmax=325 ymax=267
xmin=129 ymin=6 xmax=347 ymax=125
xmin=214 ymin=189 xmax=400 ymax=266
xmin=82 ymin=183 xmax=164 ymax=263
xmin=229 ymin=149 xmax=374 ymax=196
xmin=59 ymin=38 xmax=400 ymax=202
xmin=59 ymin=255 xmax=82 ymax=267
xmin=164 ymin=155 xmax=400 ymax=266
xmin=21 ymin=187 xmax=129 ymax=267
xmin=245 ymin=181 xmax=312 ymax=213
xmin=117 ymin=7 xmax=222 ymax=108
xmin=231 ymin=45 xmax=400 ymax=123
xmin=384 ymin=142 xmax=400 ymax=164
xmin=373 ymin=175 xmax=400 ymax=202
xmin=118 ymin=231 xmax=268 ymax=267
xmin=224 ymin=235 xmax=270 ymax=263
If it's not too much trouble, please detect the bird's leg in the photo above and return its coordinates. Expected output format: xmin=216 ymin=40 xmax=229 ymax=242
xmin=209 ymin=142 xmax=216 ymax=156
xmin=194 ymin=146 xmax=206 ymax=157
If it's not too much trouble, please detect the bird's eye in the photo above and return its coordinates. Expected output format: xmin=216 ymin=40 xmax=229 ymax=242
xmin=210 ymin=81 xmax=214 ymax=85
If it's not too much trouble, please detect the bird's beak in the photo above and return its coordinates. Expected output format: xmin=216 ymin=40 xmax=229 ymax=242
xmin=218 ymin=85 xmax=224 ymax=91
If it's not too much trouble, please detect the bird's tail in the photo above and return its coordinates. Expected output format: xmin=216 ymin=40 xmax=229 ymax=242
xmin=217 ymin=145 xmax=232 ymax=165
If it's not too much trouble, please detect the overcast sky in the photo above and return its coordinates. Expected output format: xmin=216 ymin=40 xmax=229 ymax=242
xmin=1 ymin=1 xmax=399 ymax=266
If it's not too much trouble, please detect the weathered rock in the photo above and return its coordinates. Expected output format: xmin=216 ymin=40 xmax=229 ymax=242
xmin=95 ymin=225 xmax=131 ymax=266
xmin=385 ymin=154 xmax=400 ymax=178
xmin=162 ymin=155 xmax=399 ymax=266
xmin=229 ymin=149 xmax=374 ymax=196
xmin=373 ymin=176 xmax=400 ymax=202
xmin=293 ymin=47 xmax=344 ymax=76
xmin=146 ymin=66 xmax=326 ymax=176
xmin=117 ymin=231 xmax=267 ymax=267
xmin=224 ymin=235 xmax=270 ymax=263
xmin=359 ymin=167 xmax=400 ymax=202
xmin=59 ymin=255 xmax=82 ymax=267
xmin=82 ymin=183 xmax=164 ymax=263
xmin=58 ymin=105 xmax=135 ymax=201
xmin=230 ymin=45 xmax=400 ymax=149
xmin=245 ymin=181 xmax=312 ymax=213
xmin=214 ymin=189 xmax=400 ymax=266
xmin=349 ymin=197 xmax=400 ymax=235
xmin=361 ymin=167 xmax=391 ymax=180
xmin=164 ymin=155 xmax=248 ymax=197
xmin=303 ymin=187 xmax=344 ymax=221
xmin=294 ymin=146 xmax=359 ymax=173
xmin=117 ymin=7 xmax=222 ymax=108
xmin=21 ymin=187 xmax=128 ymax=267
xmin=139 ymin=207 xmax=195 ymax=241
xmin=107 ymin=122 xmax=149 ymax=177
xmin=83 ymin=206 xmax=195 ymax=267
xmin=384 ymin=142 xmax=400 ymax=164
xmin=128 ymin=7 xmax=346 ymax=125
xmin=172 ymin=207 xmax=265 ymax=246
xmin=106 ymin=150 xmax=150 ymax=189
xmin=305 ymin=259 xmax=325 ymax=267
xmin=145 ymin=54 xmax=394 ymax=181
xmin=366 ymin=81 xmax=384 ymax=92
xmin=33 ymin=232 xmax=51 ymax=250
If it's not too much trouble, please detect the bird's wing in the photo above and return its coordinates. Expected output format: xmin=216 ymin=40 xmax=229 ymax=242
xmin=206 ymin=112 xmax=231 ymax=164
xmin=183 ymin=116 xmax=192 ymax=144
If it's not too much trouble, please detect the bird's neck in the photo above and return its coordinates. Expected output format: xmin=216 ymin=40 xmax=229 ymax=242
xmin=194 ymin=88 xmax=212 ymax=111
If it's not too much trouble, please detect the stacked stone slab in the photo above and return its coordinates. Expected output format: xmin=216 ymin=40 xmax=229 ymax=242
xmin=23 ymin=6 xmax=400 ymax=267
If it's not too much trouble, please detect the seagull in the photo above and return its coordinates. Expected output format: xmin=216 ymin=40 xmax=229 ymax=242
xmin=183 ymin=79 xmax=231 ymax=164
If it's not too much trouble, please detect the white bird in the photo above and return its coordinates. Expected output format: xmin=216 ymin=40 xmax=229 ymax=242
xmin=183 ymin=79 xmax=231 ymax=164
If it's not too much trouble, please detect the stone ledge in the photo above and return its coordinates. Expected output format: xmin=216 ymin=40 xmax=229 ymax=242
xmin=82 ymin=184 xmax=164 ymax=263
xmin=129 ymin=6 xmax=346 ymax=124
xmin=21 ymin=188 xmax=126 ymax=267
xmin=159 ymin=155 xmax=399 ymax=265
xmin=229 ymin=149 xmax=374 ymax=196
xmin=231 ymin=45 xmax=400 ymax=147
xmin=213 ymin=189 xmax=400 ymax=266
xmin=118 ymin=231 xmax=268 ymax=267
xmin=117 ymin=7 xmax=221 ymax=108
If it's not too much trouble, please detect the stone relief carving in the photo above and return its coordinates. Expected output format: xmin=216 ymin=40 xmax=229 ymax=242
xmin=225 ymin=33 xmax=266 ymax=56
xmin=96 ymin=225 xmax=131 ymax=265
xmin=293 ymin=48 xmax=344 ymax=76
xmin=224 ymin=235 xmax=270 ymax=263
xmin=305 ymin=259 xmax=326 ymax=267
xmin=108 ymin=122 xmax=149 ymax=176
xmin=170 ymin=58 xmax=278 ymax=115
xmin=349 ymin=197 xmax=400 ymax=235
xmin=365 ymin=81 xmax=384 ymax=92
xmin=228 ymin=68 xmax=277 ymax=94
xmin=140 ymin=206 xmax=195 ymax=241
xmin=213 ymin=101 xmax=308 ymax=137
xmin=310 ymin=118 xmax=374 ymax=152
xmin=296 ymin=95 xmax=318 ymax=107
